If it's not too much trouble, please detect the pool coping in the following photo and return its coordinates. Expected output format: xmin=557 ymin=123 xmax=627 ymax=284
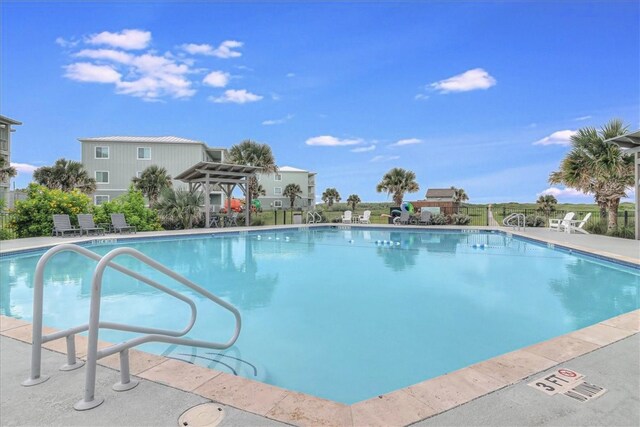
xmin=1 ymin=225 xmax=639 ymax=426
xmin=1 ymin=312 xmax=638 ymax=427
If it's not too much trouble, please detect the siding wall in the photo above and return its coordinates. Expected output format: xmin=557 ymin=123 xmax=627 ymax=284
xmin=257 ymin=171 xmax=316 ymax=210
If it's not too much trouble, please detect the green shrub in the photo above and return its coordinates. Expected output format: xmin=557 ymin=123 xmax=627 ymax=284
xmin=251 ymin=217 xmax=265 ymax=226
xmin=451 ymin=213 xmax=471 ymax=225
xmin=11 ymin=184 xmax=92 ymax=237
xmin=584 ymin=220 xmax=608 ymax=235
xmin=606 ymin=226 xmax=635 ymax=239
xmin=431 ymin=213 xmax=449 ymax=225
xmin=0 ymin=228 xmax=13 ymax=240
xmin=93 ymin=188 xmax=162 ymax=232
xmin=525 ymin=215 xmax=546 ymax=227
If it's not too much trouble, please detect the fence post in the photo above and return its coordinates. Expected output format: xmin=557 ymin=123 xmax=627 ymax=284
xmin=486 ymin=206 xmax=489 ymax=226
xmin=624 ymin=211 xmax=628 ymax=227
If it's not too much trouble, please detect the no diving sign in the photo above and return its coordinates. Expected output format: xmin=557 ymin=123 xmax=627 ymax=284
xmin=528 ymin=368 xmax=607 ymax=402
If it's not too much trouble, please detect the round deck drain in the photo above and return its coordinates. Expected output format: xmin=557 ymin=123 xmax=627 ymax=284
xmin=178 ymin=403 xmax=225 ymax=427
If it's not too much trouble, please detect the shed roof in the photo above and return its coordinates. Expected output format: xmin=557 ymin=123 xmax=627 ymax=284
xmin=78 ymin=136 xmax=205 ymax=144
xmin=425 ymin=188 xmax=456 ymax=198
xmin=604 ymin=130 xmax=640 ymax=151
xmin=0 ymin=115 xmax=22 ymax=125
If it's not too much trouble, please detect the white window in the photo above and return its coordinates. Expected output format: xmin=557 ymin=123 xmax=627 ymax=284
xmin=274 ymin=174 xmax=282 ymax=181
xmin=137 ymin=147 xmax=151 ymax=160
xmin=136 ymin=171 xmax=143 ymax=178
xmin=274 ymin=200 xmax=283 ymax=208
xmin=95 ymin=171 xmax=109 ymax=183
xmin=95 ymin=146 xmax=109 ymax=159
xmin=273 ymin=187 xmax=282 ymax=195
xmin=94 ymin=195 xmax=110 ymax=205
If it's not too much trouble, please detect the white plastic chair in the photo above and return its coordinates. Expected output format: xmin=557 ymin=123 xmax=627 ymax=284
xmin=358 ymin=210 xmax=371 ymax=224
xmin=549 ymin=212 xmax=575 ymax=232
xmin=567 ymin=212 xmax=592 ymax=234
xmin=341 ymin=210 xmax=352 ymax=224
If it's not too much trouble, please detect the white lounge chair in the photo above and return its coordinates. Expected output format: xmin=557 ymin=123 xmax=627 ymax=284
xmin=358 ymin=210 xmax=371 ymax=224
xmin=549 ymin=212 xmax=575 ymax=232
xmin=566 ymin=213 xmax=592 ymax=234
xmin=341 ymin=210 xmax=352 ymax=224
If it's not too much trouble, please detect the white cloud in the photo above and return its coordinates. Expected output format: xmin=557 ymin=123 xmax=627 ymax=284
xmin=389 ymin=138 xmax=422 ymax=147
xmin=538 ymin=187 xmax=590 ymax=198
xmin=533 ymin=130 xmax=576 ymax=146
xmin=210 ymin=89 xmax=262 ymax=104
xmin=351 ymin=145 xmax=376 ymax=153
xmin=181 ymin=40 xmax=243 ymax=58
xmin=10 ymin=162 xmax=39 ymax=173
xmin=55 ymin=37 xmax=78 ymax=48
xmin=87 ymin=29 xmax=151 ymax=50
xmin=202 ymin=71 xmax=230 ymax=88
xmin=430 ymin=68 xmax=496 ymax=93
xmin=262 ymin=114 xmax=293 ymax=125
xmin=286 ymin=72 xmax=296 ymax=78
xmin=414 ymin=94 xmax=429 ymax=101
xmin=371 ymin=155 xmax=400 ymax=162
xmin=75 ymin=49 xmax=133 ymax=64
xmin=305 ymin=135 xmax=363 ymax=146
xmin=574 ymin=115 xmax=592 ymax=121
xmin=64 ymin=62 xmax=122 ymax=83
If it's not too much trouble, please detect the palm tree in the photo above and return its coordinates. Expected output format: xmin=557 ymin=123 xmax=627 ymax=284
xmin=33 ymin=158 xmax=96 ymax=193
xmin=0 ymin=156 xmax=17 ymax=183
xmin=549 ymin=119 xmax=633 ymax=231
xmin=376 ymin=168 xmax=420 ymax=205
xmin=227 ymin=139 xmax=278 ymax=196
xmin=346 ymin=194 xmax=361 ymax=211
xmin=451 ymin=187 xmax=469 ymax=204
xmin=132 ymin=165 xmax=172 ymax=207
xmin=536 ymin=194 xmax=557 ymax=217
xmin=155 ymin=188 xmax=203 ymax=229
xmin=283 ymin=183 xmax=302 ymax=209
xmin=321 ymin=188 xmax=341 ymax=207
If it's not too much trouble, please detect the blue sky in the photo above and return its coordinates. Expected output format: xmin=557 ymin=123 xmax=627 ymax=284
xmin=2 ymin=1 xmax=639 ymax=203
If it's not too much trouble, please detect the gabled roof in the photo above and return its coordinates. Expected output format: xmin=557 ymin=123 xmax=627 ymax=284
xmin=425 ymin=188 xmax=456 ymax=198
xmin=278 ymin=166 xmax=309 ymax=173
xmin=78 ymin=136 xmax=204 ymax=144
xmin=0 ymin=115 xmax=22 ymax=125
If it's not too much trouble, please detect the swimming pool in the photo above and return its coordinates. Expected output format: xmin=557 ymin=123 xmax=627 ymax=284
xmin=1 ymin=227 xmax=638 ymax=404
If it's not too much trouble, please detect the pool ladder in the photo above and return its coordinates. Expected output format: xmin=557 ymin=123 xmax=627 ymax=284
xmin=503 ymin=213 xmax=526 ymax=231
xmin=306 ymin=211 xmax=322 ymax=224
xmin=21 ymin=243 xmax=241 ymax=411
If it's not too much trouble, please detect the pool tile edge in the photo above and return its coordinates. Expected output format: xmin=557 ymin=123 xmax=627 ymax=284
xmin=1 ymin=311 xmax=638 ymax=427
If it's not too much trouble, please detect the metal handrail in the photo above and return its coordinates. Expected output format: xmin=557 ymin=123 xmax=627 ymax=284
xmin=21 ymin=244 xmax=241 ymax=412
xmin=306 ymin=211 xmax=322 ymax=224
xmin=503 ymin=213 xmax=526 ymax=231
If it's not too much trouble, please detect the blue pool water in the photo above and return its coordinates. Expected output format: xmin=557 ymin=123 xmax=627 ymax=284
xmin=1 ymin=228 xmax=638 ymax=404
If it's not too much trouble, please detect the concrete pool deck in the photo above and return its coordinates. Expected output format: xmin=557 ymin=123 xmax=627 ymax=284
xmin=0 ymin=225 xmax=638 ymax=426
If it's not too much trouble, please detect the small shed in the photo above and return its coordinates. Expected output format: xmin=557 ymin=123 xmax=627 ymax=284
xmin=412 ymin=188 xmax=459 ymax=215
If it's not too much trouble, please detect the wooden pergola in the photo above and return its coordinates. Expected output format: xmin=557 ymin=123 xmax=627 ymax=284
xmin=605 ymin=130 xmax=640 ymax=240
xmin=175 ymin=162 xmax=260 ymax=227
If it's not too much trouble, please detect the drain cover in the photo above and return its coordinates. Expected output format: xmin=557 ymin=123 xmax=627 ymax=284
xmin=178 ymin=403 xmax=225 ymax=427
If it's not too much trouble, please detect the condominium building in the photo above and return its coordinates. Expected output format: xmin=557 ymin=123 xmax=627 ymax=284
xmin=79 ymin=136 xmax=316 ymax=211
xmin=79 ymin=136 xmax=225 ymax=205
xmin=0 ymin=115 xmax=22 ymax=203
xmin=257 ymin=166 xmax=316 ymax=210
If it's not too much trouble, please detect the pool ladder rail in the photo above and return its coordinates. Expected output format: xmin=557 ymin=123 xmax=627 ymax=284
xmin=502 ymin=213 xmax=526 ymax=231
xmin=21 ymin=243 xmax=242 ymax=411
xmin=306 ymin=211 xmax=323 ymax=224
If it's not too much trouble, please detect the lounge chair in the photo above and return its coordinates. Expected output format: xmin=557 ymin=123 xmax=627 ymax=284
xmin=77 ymin=214 xmax=105 ymax=236
xmin=358 ymin=210 xmax=371 ymax=224
xmin=418 ymin=210 xmax=431 ymax=225
xmin=341 ymin=210 xmax=352 ymax=224
xmin=549 ymin=212 xmax=575 ymax=232
xmin=393 ymin=211 xmax=411 ymax=225
xmin=566 ymin=212 xmax=592 ymax=234
xmin=52 ymin=214 xmax=80 ymax=237
xmin=110 ymin=213 xmax=136 ymax=234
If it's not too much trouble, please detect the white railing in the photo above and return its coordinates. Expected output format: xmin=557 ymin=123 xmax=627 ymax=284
xmin=22 ymin=244 xmax=241 ymax=411
xmin=306 ymin=211 xmax=322 ymax=224
xmin=503 ymin=213 xmax=526 ymax=231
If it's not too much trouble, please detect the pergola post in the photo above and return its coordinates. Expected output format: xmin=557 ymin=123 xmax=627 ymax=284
xmin=204 ymin=173 xmax=211 ymax=229
xmin=246 ymin=180 xmax=251 ymax=227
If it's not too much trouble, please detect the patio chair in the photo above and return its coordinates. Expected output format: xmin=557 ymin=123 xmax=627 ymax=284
xmin=110 ymin=213 xmax=137 ymax=234
xmin=77 ymin=214 xmax=105 ymax=236
xmin=418 ymin=210 xmax=432 ymax=225
xmin=52 ymin=214 xmax=80 ymax=237
xmin=358 ymin=210 xmax=371 ymax=224
xmin=393 ymin=211 xmax=411 ymax=225
xmin=224 ymin=212 xmax=239 ymax=227
xmin=549 ymin=212 xmax=575 ymax=232
xmin=341 ymin=210 xmax=352 ymax=224
xmin=209 ymin=213 xmax=220 ymax=228
xmin=567 ymin=212 xmax=592 ymax=234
